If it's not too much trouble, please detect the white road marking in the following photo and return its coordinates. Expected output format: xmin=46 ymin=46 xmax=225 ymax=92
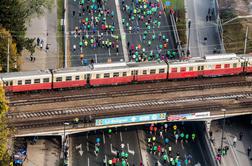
xmin=127 ymin=143 xmax=135 ymax=155
xmin=95 ymin=54 xmax=98 ymax=63
xmin=104 ymin=155 xmax=108 ymax=166
xmin=110 ymin=144 xmax=117 ymax=155
xmin=103 ymin=132 xmax=106 ymax=144
xmin=88 ymin=157 xmax=90 ymax=166
xmin=86 ymin=142 xmax=89 ymax=151
xmin=75 ymin=144 xmax=83 ymax=156
xmin=120 ymin=132 xmax=123 ymax=142
xmin=115 ymin=0 xmax=128 ymax=61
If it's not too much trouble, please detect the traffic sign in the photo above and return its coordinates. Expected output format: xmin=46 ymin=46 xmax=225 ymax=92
xmin=95 ymin=113 xmax=166 ymax=126
xmin=165 ymin=1 xmax=171 ymax=6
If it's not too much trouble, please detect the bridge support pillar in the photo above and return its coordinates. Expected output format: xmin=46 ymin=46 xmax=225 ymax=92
xmin=205 ymin=119 xmax=212 ymax=133
xmin=61 ymin=133 xmax=69 ymax=165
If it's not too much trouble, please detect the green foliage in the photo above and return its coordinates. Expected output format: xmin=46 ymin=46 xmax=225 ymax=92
xmin=0 ymin=87 xmax=11 ymax=164
xmin=0 ymin=0 xmax=53 ymax=55
xmin=0 ymin=28 xmax=19 ymax=72
xmin=20 ymin=0 xmax=54 ymax=18
xmin=0 ymin=0 xmax=27 ymax=53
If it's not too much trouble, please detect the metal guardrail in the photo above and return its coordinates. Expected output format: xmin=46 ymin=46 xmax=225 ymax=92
xmin=203 ymin=124 xmax=220 ymax=166
xmin=213 ymin=0 xmax=226 ymax=53
xmin=170 ymin=14 xmax=183 ymax=57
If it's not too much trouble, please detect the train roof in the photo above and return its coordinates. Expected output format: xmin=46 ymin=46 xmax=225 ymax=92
xmin=53 ymin=62 xmax=167 ymax=75
xmin=0 ymin=70 xmax=51 ymax=80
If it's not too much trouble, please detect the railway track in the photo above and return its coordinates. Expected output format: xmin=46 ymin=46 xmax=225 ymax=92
xmin=11 ymin=98 xmax=252 ymax=130
xmin=8 ymin=92 xmax=252 ymax=122
xmin=9 ymin=80 xmax=252 ymax=106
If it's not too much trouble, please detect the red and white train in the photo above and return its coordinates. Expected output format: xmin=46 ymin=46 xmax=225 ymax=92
xmin=1 ymin=53 xmax=252 ymax=92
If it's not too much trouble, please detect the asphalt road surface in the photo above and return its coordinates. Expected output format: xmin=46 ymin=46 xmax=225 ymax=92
xmin=70 ymin=122 xmax=209 ymax=166
xmin=142 ymin=122 xmax=208 ymax=165
xmin=68 ymin=0 xmax=124 ymax=66
xmin=70 ymin=127 xmax=142 ymax=166
xmin=68 ymin=0 xmax=176 ymax=66
xmin=121 ymin=0 xmax=176 ymax=62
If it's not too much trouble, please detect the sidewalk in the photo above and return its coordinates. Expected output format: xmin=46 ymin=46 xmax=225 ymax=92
xmin=211 ymin=120 xmax=252 ymax=166
xmin=137 ymin=130 xmax=152 ymax=166
xmin=21 ymin=0 xmax=59 ymax=71
xmin=23 ymin=138 xmax=61 ymax=166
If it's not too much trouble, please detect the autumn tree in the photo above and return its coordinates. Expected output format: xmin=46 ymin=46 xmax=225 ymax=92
xmin=0 ymin=28 xmax=19 ymax=72
xmin=0 ymin=0 xmax=53 ymax=54
xmin=0 ymin=86 xmax=11 ymax=165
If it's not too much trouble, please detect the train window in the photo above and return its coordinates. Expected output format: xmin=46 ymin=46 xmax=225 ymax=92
xmin=159 ymin=69 xmax=165 ymax=73
xmin=34 ymin=79 xmax=40 ymax=84
xmin=43 ymin=78 xmax=49 ymax=83
xmin=171 ymin=68 xmax=177 ymax=73
xmin=113 ymin=72 xmax=119 ymax=77
xmin=189 ymin=67 xmax=193 ymax=71
xmin=123 ymin=72 xmax=127 ymax=76
xmin=96 ymin=74 xmax=100 ymax=78
xmin=131 ymin=70 xmax=138 ymax=75
xmin=180 ymin=67 xmax=186 ymax=72
xmin=241 ymin=62 xmax=246 ymax=67
xmin=56 ymin=77 xmax=62 ymax=82
xmin=9 ymin=81 xmax=13 ymax=86
xmin=197 ymin=66 xmax=204 ymax=71
xmin=150 ymin=69 xmax=156 ymax=74
xmin=143 ymin=70 xmax=147 ymax=75
xmin=104 ymin=73 xmax=110 ymax=78
xmin=224 ymin=64 xmax=230 ymax=68
xmin=75 ymin=76 xmax=80 ymax=80
xmin=215 ymin=64 xmax=221 ymax=69
xmin=66 ymin=76 xmax=72 ymax=81
xmin=18 ymin=80 xmax=22 ymax=85
xmin=233 ymin=63 xmax=237 ymax=68
xmin=25 ymin=80 xmax=31 ymax=85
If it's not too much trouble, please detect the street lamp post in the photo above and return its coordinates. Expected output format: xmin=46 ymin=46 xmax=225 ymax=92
xmin=187 ymin=19 xmax=191 ymax=56
xmin=63 ymin=122 xmax=70 ymax=166
xmin=220 ymin=108 xmax=226 ymax=163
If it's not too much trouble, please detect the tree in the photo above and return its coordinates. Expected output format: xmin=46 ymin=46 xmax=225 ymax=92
xmin=0 ymin=0 xmax=27 ymax=53
xmin=21 ymin=0 xmax=54 ymax=18
xmin=0 ymin=28 xmax=19 ymax=72
xmin=0 ymin=0 xmax=53 ymax=54
xmin=0 ymin=86 xmax=11 ymax=165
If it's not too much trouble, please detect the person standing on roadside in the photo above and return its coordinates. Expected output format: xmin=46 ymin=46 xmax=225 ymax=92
xmin=239 ymin=132 xmax=243 ymax=141
xmin=248 ymin=146 xmax=251 ymax=156
xmin=233 ymin=136 xmax=237 ymax=147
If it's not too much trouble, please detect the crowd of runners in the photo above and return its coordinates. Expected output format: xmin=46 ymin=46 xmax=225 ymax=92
xmin=71 ymin=0 xmax=178 ymax=64
xmin=72 ymin=0 xmax=122 ymax=64
xmin=145 ymin=123 xmax=200 ymax=166
xmin=121 ymin=0 xmax=178 ymax=62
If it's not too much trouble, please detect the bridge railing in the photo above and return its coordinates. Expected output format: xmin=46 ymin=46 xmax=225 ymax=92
xmin=170 ymin=13 xmax=183 ymax=57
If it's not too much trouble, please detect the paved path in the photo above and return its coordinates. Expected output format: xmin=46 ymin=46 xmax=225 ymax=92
xmin=23 ymin=138 xmax=61 ymax=166
xmin=211 ymin=119 xmax=252 ymax=166
xmin=185 ymin=0 xmax=224 ymax=57
xmin=21 ymin=0 xmax=59 ymax=71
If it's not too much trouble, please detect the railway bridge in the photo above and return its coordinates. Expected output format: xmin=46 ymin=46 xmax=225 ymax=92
xmin=7 ymin=75 xmax=252 ymax=137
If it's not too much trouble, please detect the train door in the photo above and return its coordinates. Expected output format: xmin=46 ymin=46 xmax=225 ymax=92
xmin=198 ymin=65 xmax=204 ymax=76
xmin=84 ymin=73 xmax=91 ymax=85
xmin=131 ymin=70 xmax=138 ymax=81
xmin=241 ymin=61 xmax=248 ymax=73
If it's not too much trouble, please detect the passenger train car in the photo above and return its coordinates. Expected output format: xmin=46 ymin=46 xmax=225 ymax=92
xmin=1 ymin=54 xmax=252 ymax=92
